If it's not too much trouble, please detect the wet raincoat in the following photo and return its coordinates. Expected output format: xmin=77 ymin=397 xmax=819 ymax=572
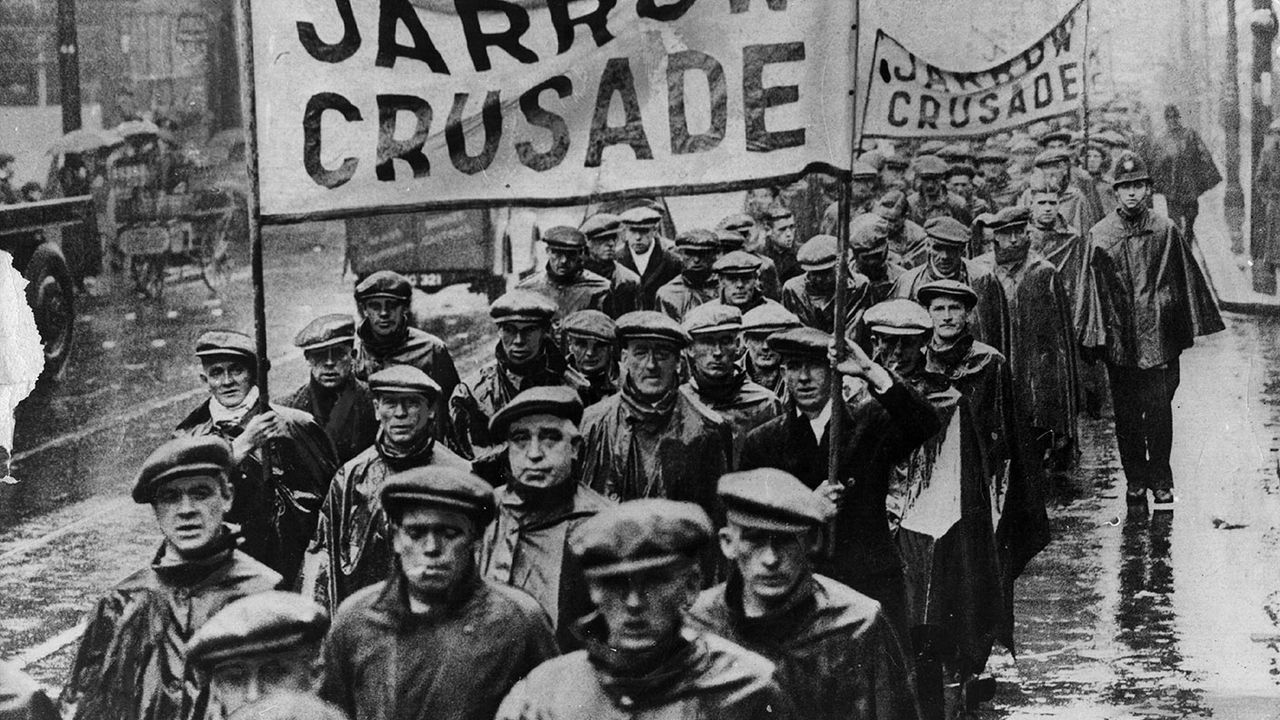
xmin=890 ymin=258 xmax=1011 ymax=357
xmin=656 ymin=272 xmax=720 ymax=323
xmin=282 ymin=377 xmax=378 ymax=465
xmin=353 ymin=322 xmax=460 ymax=398
xmin=885 ymin=220 xmax=929 ymax=270
xmin=1029 ymin=215 xmax=1086 ymax=307
xmin=681 ymin=368 xmax=783 ymax=466
xmin=515 ymin=268 xmax=612 ymax=324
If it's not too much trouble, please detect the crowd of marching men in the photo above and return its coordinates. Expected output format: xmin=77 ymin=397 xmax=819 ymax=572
xmin=22 ymin=106 xmax=1224 ymax=720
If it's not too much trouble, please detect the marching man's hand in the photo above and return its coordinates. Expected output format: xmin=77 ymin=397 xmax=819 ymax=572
xmin=831 ymin=340 xmax=894 ymax=393
xmin=233 ymin=411 xmax=286 ymax=462
xmin=815 ymin=479 xmax=845 ymax=508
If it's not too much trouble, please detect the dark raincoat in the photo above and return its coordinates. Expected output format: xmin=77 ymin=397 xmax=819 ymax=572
xmin=515 ymin=268 xmax=612 ymax=325
xmin=496 ymin=619 xmax=795 ymax=720
xmin=890 ymin=259 xmax=1011 ymax=357
xmin=681 ymin=369 xmax=783 ymax=466
xmin=980 ymin=171 xmax=1024 ymax=212
xmin=61 ymin=539 xmax=281 ymax=720
xmin=1152 ymin=126 xmax=1221 ymax=205
xmin=1077 ymin=207 xmax=1224 ymax=369
xmin=656 ymin=273 xmax=719 ymax=323
xmin=745 ymin=357 xmax=789 ymax=407
xmin=1029 ymin=215 xmax=1086 ymax=307
xmin=593 ymin=261 xmax=642 ymax=317
xmin=616 ymin=241 xmax=683 ymax=310
xmin=282 ymin=377 xmax=378 ymax=465
xmin=319 ymin=572 xmax=558 ymax=720
xmin=687 ymin=574 xmax=920 ymax=720
xmin=885 ymin=221 xmax=929 ymax=270
xmin=781 ymin=273 xmax=876 ymax=346
xmin=174 ymin=401 xmax=337 ymax=587
xmin=354 ymin=321 xmax=461 ymax=440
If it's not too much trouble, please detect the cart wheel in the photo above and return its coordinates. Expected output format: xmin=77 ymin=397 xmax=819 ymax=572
xmin=130 ymin=256 xmax=164 ymax=300
xmin=201 ymin=216 xmax=235 ymax=293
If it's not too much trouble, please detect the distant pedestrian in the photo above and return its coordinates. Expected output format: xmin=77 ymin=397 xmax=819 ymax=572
xmin=283 ymin=314 xmax=377 ymax=464
xmin=1151 ymin=104 xmax=1221 ymax=245
xmin=1250 ymin=119 xmax=1280 ymax=293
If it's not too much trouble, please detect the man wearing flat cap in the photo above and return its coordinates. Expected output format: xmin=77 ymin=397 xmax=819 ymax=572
xmin=782 ymin=234 xmax=875 ymax=337
xmin=496 ymin=499 xmax=795 ymax=720
xmin=716 ymin=214 xmax=784 ymax=300
xmin=187 ymin=591 xmax=329 ymax=718
xmin=760 ymin=205 xmax=802 ymax=285
xmin=579 ymin=213 xmax=641 ymax=316
xmin=687 ymin=469 xmax=921 ymax=720
xmin=175 ymin=330 xmax=338 ymax=587
xmin=516 ymin=225 xmax=612 ymax=322
xmin=320 ymin=466 xmax=558 ymax=720
xmin=62 ymin=437 xmax=282 ymax=720
xmin=283 ymin=314 xmax=377 ymax=464
xmin=655 ymin=229 xmax=723 ymax=323
xmin=560 ymin=309 xmax=619 ymax=407
xmin=850 ymin=213 xmax=908 ymax=307
xmin=1019 ymin=147 xmax=1104 ymax=238
xmin=351 ymin=269 xmax=461 ymax=417
xmin=615 ymin=205 xmax=681 ymax=310
xmin=946 ymin=163 xmax=990 ymax=219
xmin=890 ymin=217 xmax=1010 ymax=357
xmin=860 ymin=299 xmax=934 ymax=396
xmin=705 ymin=250 xmax=787 ymax=318
xmin=881 ymin=152 xmax=910 ymax=191
xmin=679 ymin=304 xmax=783 ymax=466
xmin=978 ymin=207 xmax=1080 ymax=482
xmin=822 ymin=162 xmax=882 ymax=237
xmin=478 ymin=386 xmax=614 ymax=647
xmin=907 ymin=155 xmax=972 ymax=228
xmin=741 ymin=304 xmax=803 ymax=404
xmin=305 ymin=364 xmax=470 ymax=612
xmin=873 ymin=190 xmax=930 ymax=270
xmin=449 ymin=290 xmax=589 ymax=461
xmin=739 ymin=327 xmax=940 ymax=641
xmin=580 ymin=312 xmax=732 ymax=522
xmin=976 ymin=147 xmax=1023 ymax=212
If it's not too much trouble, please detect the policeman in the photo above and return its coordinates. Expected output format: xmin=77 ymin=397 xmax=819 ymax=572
xmin=175 ymin=330 xmax=338 ymax=586
xmin=480 ymin=387 xmax=614 ymax=647
xmin=760 ymin=205 xmax=802 ymax=283
xmin=516 ymin=225 xmax=612 ymax=322
xmin=782 ymin=234 xmax=873 ymax=336
xmin=496 ymin=500 xmax=795 ymax=720
xmin=62 ymin=437 xmax=282 ymax=720
xmin=560 ymin=309 xmax=619 ymax=407
xmin=715 ymin=213 xmax=782 ymax=299
xmin=449 ymin=290 xmax=588 ymax=460
xmin=580 ymin=213 xmax=641 ymax=317
xmin=655 ymin=229 xmax=723 ymax=322
xmin=616 ymin=205 xmax=681 ymax=309
xmin=707 ymin=250 xmax=786 ymax=316
xmin=907 ymin=155 xmax=972 ymax=227
xmin=680 ymin=304 xmax=783 ymax=465
xmin=351 ymin=270 xmax=460 ymax=405
xmin=187 ymin=591 xmax=329 ymax=718
xmin=283 ymin=314 xmax=377 ymax=464
xmin=687 ymin=469 xmax=921 ymax=720
xmin=320 ymin=467 xmax=558 ymax=720
xmin=305 ymin=365 xmax=469 ymax=611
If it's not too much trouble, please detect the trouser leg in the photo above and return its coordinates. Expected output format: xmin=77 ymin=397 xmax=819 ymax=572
xmin=1106 ymin=363 xmax=1151 ymax=491
xmin=1143 ymin=359 xmax=1181 ymax=491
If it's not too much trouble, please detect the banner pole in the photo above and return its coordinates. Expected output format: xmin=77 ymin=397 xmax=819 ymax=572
xmin=233 ymin=0 xmax=269 ymax=406
xmin=1080 ymin=0 xmax=1092 ymax=144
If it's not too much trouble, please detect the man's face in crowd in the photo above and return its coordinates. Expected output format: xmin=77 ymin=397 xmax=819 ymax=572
xmin=768 ymin=216 xmax=796 ymax=250
xmin=918 ymin=175 xmax=944 ymax=197
xmin=201 ymin=359 xmax=254 ymax=409
xmin=928 ymin=298 xmax=970 ymax=342
xmin=928 ymin=243 xmax=964 ymax=278
xmin=993 ymin=228 xmax=1031 ymax=263
xmin=878 ymin=206 xmax=905 ymax=234
xmin=805 ymin=267 xmax=836 ymax=296
xmin=719 ymin=524 xmax=814 ymax=608
xmin=499 ymin=321 xmax=547 ymax=365
xmin=1084 ymin=148 xmax=1106 ymax=174
xmin=743 ymin=334 xmax=781 ymax=372
xmin=1115 ymin=180 xmax=1150 ymax=212
xmin=360 ymin=298 xmax=408 ymax=339
xmin=870 ymin=332 xmax=927 ymax=377
xmin=506 ymin=413 xmax=580 ymax=492
xmin=568 ymin=335 xmax=612 ymax=375
xmin=978 ymin=159 xmax=1006 ymax=182
xmin=1040 ymin=160 xmax=1069 ymax=188
xmin=947 ymin=175 xmax=974 ymax=201
xmin=547 ymin=247 xmax=584 ymax=279
xmin=589 ymin=563 xmax=699 ymax=653
xmin=851 ymin=177 xmax=876 ymax=203
xmin=391 ymin=506 xmax=477 ymax=599
xmin=210 ymin=647 xmax=320 ymax=717
xmin=154 ymin=475 xmax=231 ymax=558
xmin=305 ymin=344 xmax=354 ymax=391
xmin=678 ymin=249 xmax=718 ymax=277
xmin=719 ymin=273 xmax=759 ymax=308
xmin=625 ymin=224 xmax=656 ymax=255
xmin=586 ymin=234 xmax=619 ymax=265
xmin=880 ymin=166 xmax=906 ymax=189
xmin=1045 ymin=138 xmax=1068 ymax=150
xmin=782 ymin=356 xmax=832 ymax=414
xmin=1029 ymin=191 xmax=1060 ymax=227
xmin=687 ymin=330 xmax=741 ymax=381
xmin=374 ymin=392 xmax=434 ymax=445
xmin=621 ymin=340 xmax=680 ymax=398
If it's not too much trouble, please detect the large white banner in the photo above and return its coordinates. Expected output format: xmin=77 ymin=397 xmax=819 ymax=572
xmin=248 ymin=0 xmax=857 ymax=222
xmin=862 ymin=0 xmax=1085 ymax=139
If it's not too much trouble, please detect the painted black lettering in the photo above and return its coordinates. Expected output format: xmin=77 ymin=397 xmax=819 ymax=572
xmin=948 ymin=96 xmax=971 ymax=128
xmin=1059 ymin=62 xmax=1080 ymax=101
xmin=888 ymin=91 xmax=911 ymax=127
xmin=977 ymin=92 xmax=1000 ymax=124
xmin=585 ymin=57 xmax=652 ymax=167
xmin=303 ymin=92 xmax=361 ymax=188
xmin=517 ymin=76 xmax=573 ymax=171
xmin=729 ymin=0 xmax=788 ymax=12
xmin=1033 ymin=73 xmax=1053 ymax=109
xmin=454 ymin=0 xmax=538 ymax=72
xmin=743 ymin=42 xmax=805 ymax=152
xmin=917 ymin=94 xmax=940 ymax=129
xmin=446 ymin=91 xmax=504 ymax=174
xmin=636 ymin=0 xmax=696 ymax=21
xmin=667 ymin=50 xmax=727 ymax=154
xmin=376 ymin=0 xmax=449 ymax=72
xmin=297 ymin=0 xmax=360 ymax=63
xmin=376 ymin=94 xmax=432 ymax=181
xmin=547 ymin=0 xmax=616 ymax=54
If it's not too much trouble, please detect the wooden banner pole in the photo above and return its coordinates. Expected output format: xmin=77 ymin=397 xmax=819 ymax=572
xmin=233 ymin=0 xmax=269 ymax=406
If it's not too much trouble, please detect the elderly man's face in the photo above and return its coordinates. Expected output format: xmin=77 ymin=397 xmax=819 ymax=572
xmin=210 ymin=647 xmax=319 ymax=716
xmin=201 ymin=359 xmax=254 ymax=409
xmin=360 ymin=298 xmax=408 ymax=339
xmin=870 ymin=332 xmax=927 ymax=376
xmin=304 ymin=344 xmax=355 ymax=390
xmin=589 ymin=563 xmax=699 ymax=653
xmin=621 ymin=340 xmax=680 ymax=398
xmin=499 ymin=321 xmax=547 ymax=365
xmin=506 ymin=414 xmax=580 ymax=492
xmin=743 ymin=334 xmax=780 ymax=372
xmin=391 ymin=506 xmax=478 ymax=600
xmin=719 ymin=273 xmax=758 ymax=307
xmin=928 ymin=243 xmax=964 ymax=278
xmin=687 ymin=330 xmax=741 ymax=381
xmin=719 ymin=523 xmax=815 ymax=608
xmin=547 ymin=247 xmax=584 ymax=279
xmin=568 ymin=335 xmax=612 ymax=375
xmin=154 ymin=475 xmax=231 ymax=558
xmin=928 ymin=297 xmax=970 ymax=342
xmin=374 ymin=392 xmax=434 ymax=445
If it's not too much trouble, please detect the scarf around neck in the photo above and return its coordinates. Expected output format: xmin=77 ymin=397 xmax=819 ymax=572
xmin=375 ymin=427 xmax=436 ymax=471
xmin=690 ymin=366 xmax=747 ymax=405
xmin=358 ymin=319 xmax=409 ymax=356
xmin=620 ymin=378 xmax=680 ymax=427
xmin=208 ymin=385 xmax=260 ymax=427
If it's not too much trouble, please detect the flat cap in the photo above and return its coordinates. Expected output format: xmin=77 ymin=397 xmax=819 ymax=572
xmin=713 ymin=250 xmax=764 ymax=275
xmin=849 ymin=213 xmax=890 ymax=251
xmin=988 ymin=206 xmax=1031 ymax=232
xmin=542 ymin=225 xmax=587 ymax=250
xmin=354 ymin=270 xmax=412 ymax=303
xmin=293 ymin=314 xmax=355 ymax=351
xmin=1033 ymin=148 xmax=1073 ymax=167
xmin=741 ymin=304 xmax=802 ymax=336
xmin=976 ymin=147 xmax=1009 ymax=163
xmin=1010 ymin=136 xmax=1040 ymax=153
xmin=946 ymin=163 xmax=977 ymax=179
xmin=196 ymin=329 xmax=257 ymax=363
xmin=1039 ymin=129 xmax=1072 ymax=146
xmin=766 ymin=326 xmax=832 ymax=360
xmin=914 ymin=155 xmax=949 ymax=177
xmin=716 ymin=213 xmax=755 ymax=235
xmin=863 ymin=299 xmax=932 ymax=336
xmin=616 ymin=310 xmax=691 ymax=347
xmin=619 ymin=206 xmax=662 ymax=227
xmin=796 ymin=235 xmax=839 ymax=271
xmin=883 ymin=153 xmax=910 ymax=169
xmin=939 ymin=143 xmax=974 ymax=161
xmin=570 ymin=499 xmax=712 ymax=578
xmin=368 ymin=364 xmax=441 ymax=398
xmin=1096 ymin=129 xmax=1129 ymax=148
xmin=851 ymin=161 xmax=879 ymax=179
xmin=674 ymin=229 xmax=722 ymax=252
xmin=490 ymin=289 xmax=557 ymax=324
xmin=923 ymin=216 xmax=970 ymax=246
xmin=489 ymin=386 xmax=584 ymax=440
xmin=187 ymin=592 xmax=329 ymax=668
xmin=561 ymin=309 xmax=617 ymax=343
xmin=719 ymin=468 xmax=835 ymax=532
xmin=715 ymin=227 xmax=747 ymax=251
xmin=918 ymin=140 xmax=946 ymax=156
xmin=763 ymin=205 xmax=794 ymax=222
xmin=133 ymin=436 xmax=233 ymax=503
xmin=858 ymin=150 xmax=886 ymax=171
xmin=917 ymin=279 xmax=979 ymax=309
xmin=380 ymin=466 xmax=496 ymax=527
xmin=580 ymin=213 xmax=622 ymax=240
xmin=682 ymin=303 xmax=742 ymax=336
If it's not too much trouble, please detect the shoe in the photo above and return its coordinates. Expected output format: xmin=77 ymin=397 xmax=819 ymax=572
xmin=1125 ymin=489 xmax=1148 ymax=505
xmin=1152 ymin=489 xmax=1174 ymax=507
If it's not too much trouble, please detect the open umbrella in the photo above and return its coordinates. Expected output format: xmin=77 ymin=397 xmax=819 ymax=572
xmin=46 ymin=128 xmax=124 ymax=156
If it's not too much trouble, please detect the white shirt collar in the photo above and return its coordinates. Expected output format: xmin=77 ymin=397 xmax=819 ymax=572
xmin=630 ymin=243 xmax=656 ymax=275
xmin=798 ymin=400 xmax=833 ymax=442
